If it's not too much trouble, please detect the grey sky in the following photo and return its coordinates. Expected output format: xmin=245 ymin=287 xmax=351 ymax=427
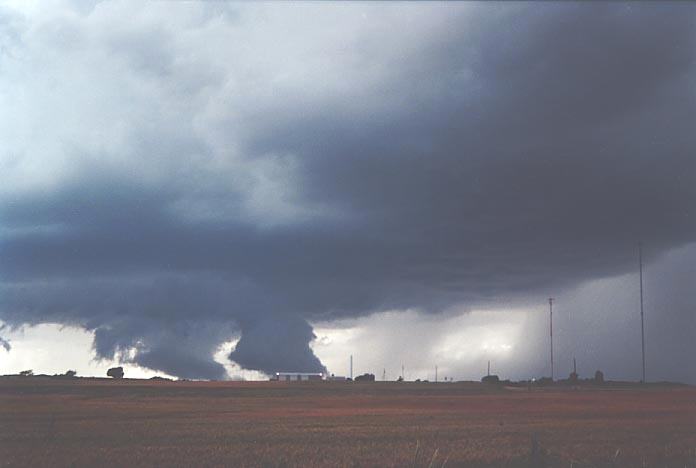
xmin=0 ymin=1 xmax=694 ymax=381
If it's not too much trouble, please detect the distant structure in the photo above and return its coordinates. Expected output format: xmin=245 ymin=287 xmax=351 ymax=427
xmin=354 ymin=373 xmax=375 ymax=382
xmin=549 ymin=298 xmax=554 ymax=381
xmin=639 ymin=243 xmax=646 ymax=383
xmin=327 ymin=374 xmax=346 ymax=381
xmin=272 ymin=372 xmax=323 ymax=381
xmin=568 ymin=358 xmax=578 ymax=383
xmin=481 ymin=374 xmax=500 ymax=384
xmin=594 ymin=370 xmax=604 ymax=384
xmin=482 ymin=360 xmax=499 ymax=383
xmin=350 ymin=355 xmax=353 ymax=380
xmin=107 ymin=367 xmax=124 ymax=379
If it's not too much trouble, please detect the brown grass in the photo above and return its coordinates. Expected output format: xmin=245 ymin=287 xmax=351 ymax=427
xmin=0 ymin=377 xmax=694 ymax=467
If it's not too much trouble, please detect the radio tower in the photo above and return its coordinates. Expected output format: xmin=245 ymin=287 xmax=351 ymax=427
xmin=549 ymin=298 xmax=554 ymax=381
xmin=639 ymin=243 xmax=646 ymax=383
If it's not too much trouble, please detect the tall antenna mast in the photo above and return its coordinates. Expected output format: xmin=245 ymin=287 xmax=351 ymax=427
xmin=549 ymin=298 xmax=554 ymax=381
xmin=435 ymin=365 xmax=438 ymax=383
xmin=350 ymin=355 xmax=353 ymax=380
xmin=570 ymin=301 xmax=575 ymax=381
xmin=639 ymin=243 xmax=646 ymax=383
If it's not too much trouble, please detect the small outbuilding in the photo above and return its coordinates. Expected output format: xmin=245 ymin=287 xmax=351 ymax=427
xmin=481 ymin=374 xmax=500 ymax=384
xmin=272 ymin=372 xmax=324 ymax=381
xmin=594 ymin=370 xmax=604 ymax=383
xmin=327 ymin=374 xmax=347 ymax=381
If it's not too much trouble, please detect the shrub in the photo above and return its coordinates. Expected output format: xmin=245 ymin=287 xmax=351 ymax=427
xmin=107 ymin=367 xmax=124 ymax=379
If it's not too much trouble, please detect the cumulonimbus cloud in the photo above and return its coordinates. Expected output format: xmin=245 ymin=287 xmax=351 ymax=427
xmin=0 ymin=2 xmax=694 ymax=378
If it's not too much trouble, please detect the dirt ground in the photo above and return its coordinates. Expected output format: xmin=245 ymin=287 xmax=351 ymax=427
xmin=0 ymin=377 xmax=694 ymax=467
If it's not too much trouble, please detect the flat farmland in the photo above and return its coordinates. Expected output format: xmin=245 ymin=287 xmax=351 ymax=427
xmin=0 ymin=378 xmax=694 ymax=467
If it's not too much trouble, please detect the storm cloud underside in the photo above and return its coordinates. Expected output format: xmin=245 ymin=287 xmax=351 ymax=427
xmin=0 ymin=2 xmax=694 ymax=379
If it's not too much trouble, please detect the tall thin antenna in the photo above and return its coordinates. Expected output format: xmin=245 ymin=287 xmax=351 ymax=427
xmin=639 ymin=243 xmax=646 ymax=383
xmin=401 ymin=364 xmax=405 ymax=381
xmin=570 ymin=300 xmax=575 ymax=381
xmin=382 ymin=368 xmax=386 ymax=381
xmin=350 ymin=355 xmax=353 ymax=380
xmin=435 ymin=365 xmax=438 ymax=383
xmin=487 ymin=360 xmax=490 ymax=377
xmin=549 ymin=298 xmax=554 ymax=381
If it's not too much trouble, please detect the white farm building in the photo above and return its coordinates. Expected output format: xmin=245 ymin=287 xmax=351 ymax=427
xmin=272 ymin=372 xmax=324 ymax=381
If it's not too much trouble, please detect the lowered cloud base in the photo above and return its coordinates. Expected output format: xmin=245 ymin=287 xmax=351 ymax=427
xmin=0 ymin=2 xmax=694 ymax=382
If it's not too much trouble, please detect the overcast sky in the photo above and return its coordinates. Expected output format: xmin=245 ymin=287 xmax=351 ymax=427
xmin=0 ymin=1 xmax=694 ymax=383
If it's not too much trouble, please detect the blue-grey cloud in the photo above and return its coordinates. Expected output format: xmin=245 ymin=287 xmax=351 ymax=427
xmin=0 ymin=2 xmax=694 ymax=379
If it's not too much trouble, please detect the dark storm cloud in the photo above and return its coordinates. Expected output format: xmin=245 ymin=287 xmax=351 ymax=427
xmin=0 ymin=2 xmax=694 ymax=379
xmin=230 ymin=315 xmax=325 ymax=375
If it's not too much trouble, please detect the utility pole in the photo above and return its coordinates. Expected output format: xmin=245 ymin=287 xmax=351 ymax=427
xmin=639 ymin=243 xmax=646 ymax=383
xmin=382 ymin=368 xmax=386 ymax=381
xmin=350 ymin=355 xmax=353 ymax=380
xmin=549 ymin=298 xmax=554 ymax=381
xmin=401 ymin=364 xmax=405 ymax=381
xmin=435 ymin=365 xmax=438 ymax=383
xmin=569 ymin=302 xmax=575 ymax=381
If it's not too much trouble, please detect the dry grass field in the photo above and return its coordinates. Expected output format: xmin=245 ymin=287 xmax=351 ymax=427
xmin=0 ymin=377 xmax=694 ymax=467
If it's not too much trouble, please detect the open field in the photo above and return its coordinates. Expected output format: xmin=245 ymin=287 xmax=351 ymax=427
xmin=0 ymin=378 xmax=694 ymax=467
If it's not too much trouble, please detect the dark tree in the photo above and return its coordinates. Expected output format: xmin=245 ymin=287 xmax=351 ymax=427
xmin=107 ymin=366 xmax=124 ymax=379
xmin=19 ymin=370 xmax=33 ymax=377
xmin=64 ymin=370 xmax=77 ymax=378
xmin=354 ymin=373 xmax=376 ymax=382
